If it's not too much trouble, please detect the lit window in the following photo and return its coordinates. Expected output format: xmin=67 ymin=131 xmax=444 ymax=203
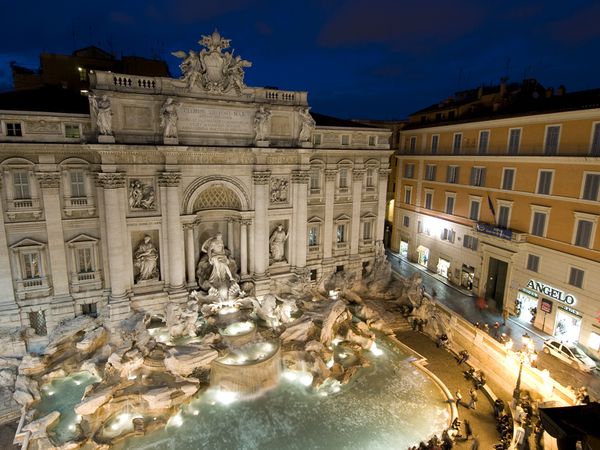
xmin=77 ymin=247 xmax=94 ymax=273
xmin=65 ymin=124 xmax=80 ymax=138
xmin=22 ymin=251 xmax=41 ymax=279
xmin=308 ymin=226 xmax=319 ymax=246
xmin=588 ymin=332 xmax=600 ymax=351
xmin=6 ymin=122 xmax=22 ymax=136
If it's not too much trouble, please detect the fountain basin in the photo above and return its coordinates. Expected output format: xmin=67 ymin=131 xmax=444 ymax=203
xmin=210 ymin=341 xmax=281 ymax=394
xmin=218 ymin=320 xmax=257 ymax=347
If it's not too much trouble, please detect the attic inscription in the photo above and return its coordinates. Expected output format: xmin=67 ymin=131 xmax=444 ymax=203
xmin=178 ymin=105 xmax=253 ymax=134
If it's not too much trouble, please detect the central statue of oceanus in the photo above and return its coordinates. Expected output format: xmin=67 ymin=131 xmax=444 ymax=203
xmin=172 ymin=30 xmax=252 ymax=94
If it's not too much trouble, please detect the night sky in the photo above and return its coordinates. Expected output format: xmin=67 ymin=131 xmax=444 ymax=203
xmin=1 ymin=0 xmax=599 ymax=120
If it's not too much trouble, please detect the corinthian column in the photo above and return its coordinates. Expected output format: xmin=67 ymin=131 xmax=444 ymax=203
xmin=240 ymin=219 xmax=251 ymax=277
xmin=184 ymin=223 xmax=197 ymax=288
xmin=350 ymin=168 xmax=365 ymax=255
xmin=252 ymin=170 xmax=270 ymax=278
xmin=291 ymin=170 xmax=309 ymax=272
xmin=159 ymin=172 xmax=185 ymax=293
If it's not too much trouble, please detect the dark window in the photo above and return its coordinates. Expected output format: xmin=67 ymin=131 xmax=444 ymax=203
xmin=447 ymin=166 xmax=459 ymax=184
xmin=445 ymin=196 xmax=455 ymax=215
xmin=527 ymin=254 xmax=540 ymax=272
xmin=497 ymin=205 xmax=510 ymax=228
xmin=408 ymin=137 xmax=416 ymax=154
xmin=452 ymin=134 xmax=462 ymax=154
xmin=508 ymin=129 xmax=521 ymax=155
xmin=404 ymin=163 xmax=415 ymax=179
xmin=424 ymin=193 xmax=433 ymax=210
xmin=310 ymin=269 xmax=318 ymax=281
xmin=582 ymin=174 xmax=600 ymax=201
xmin=569 ymin=267 xmax=584 ymax=288
xmin=336 ymin=265 xmax=344 ymax=273
xmin=502 ymin=168 xmax=515 ymax=190
xmin=574 ymin=220 xmax=593 ymax=248
xmin=463 ymin=235 xmax=478 ymax=250
xmin=81 ymin=303 xmax=98 ymax=318
xmin=425 ymin=165 xmax=437 ymax=181
xmin=591 ymin=123 xmax=600 ymax=156
xmin=478 ymin=131 xmax=489 ymax=154
xmin=6 ymin=123 xmax=22 ymax=137
xmin=403 ymin=215 xmax=410 ymax=227
xmin=431 ymin=135 xmax=439 ymax=154
xmin=65 ymin=124 xmax=80 ymax=138
xmin=545 ymin=126 xmax=560 ymax=155
xmin=470 ymin=167 xmax=486 ymax=186
xmin=531 ymin=212 xmax=547 ymax=237
xmin=537 ymin=171 xmax=553 ymax=195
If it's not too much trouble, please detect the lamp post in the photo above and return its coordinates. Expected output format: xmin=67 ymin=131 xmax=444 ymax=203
xmin=512 ymin=333 xmax=536 ymax=404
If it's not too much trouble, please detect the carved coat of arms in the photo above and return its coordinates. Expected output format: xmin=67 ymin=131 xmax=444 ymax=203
xmin=172 ymin=30 xmax=252 ymax=95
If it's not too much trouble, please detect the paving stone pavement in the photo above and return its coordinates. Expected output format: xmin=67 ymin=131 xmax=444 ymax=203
xmin=396 ymin=329 xmax=504 ymax=449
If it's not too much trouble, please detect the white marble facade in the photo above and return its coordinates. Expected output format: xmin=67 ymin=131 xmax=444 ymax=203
xmin=0 ymin=32 xmax=392 ymax=346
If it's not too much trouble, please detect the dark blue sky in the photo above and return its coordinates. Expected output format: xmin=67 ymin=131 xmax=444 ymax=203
xmin=1 ymin=0 xmax=599 ymax=120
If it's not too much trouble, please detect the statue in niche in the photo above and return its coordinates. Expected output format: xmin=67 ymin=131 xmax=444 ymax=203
xmin=128 ymin=180 xmax=156 ymax=210
xmin=253 ymin=106 xmax=271 ymax=141
xmin=269 ymin=224 xmax=289 ymax=263
xmin=298 ymin=107 xmax=315 ymax=142
xmin=134 ymin=235 xmax=159 ymax=282
xmin=200 ymin=232 xmax=235 ymax=286
xmin=270 ymin=177 xmax=289 ymax=204
xmin=89 ymin=93 xmax=112 ymax=135
xmin=160 ymin=98 xmax=180 ymax=139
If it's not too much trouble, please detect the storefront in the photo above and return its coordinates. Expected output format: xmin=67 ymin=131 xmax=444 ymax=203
xmin=416 ymin=245 xmax=429 ymax=268
xmin=461 ymin=264 xmax=475 ymax=290
xmin=515 ymin=288 xmax=539 ymax=324
xmin=521 ymin=279 xmax=581 ymax=342
xmin=554 ymin=306 xmax=582 ymax=344
xmin=437 ymin=257 xmax=450 ymax=278
xmin=399 ymin=240 xmax=409 ymax=258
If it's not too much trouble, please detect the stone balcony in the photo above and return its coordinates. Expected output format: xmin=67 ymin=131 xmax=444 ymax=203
xmin=63 ymin=196 xmax=96 ymax=216
xmin=69 ymin=271 xmax=103 ymax=292
xmin=15 ymin=276 xmax=51 ymax=300
xmin=6 ymin=198 xmax=42 ymax=221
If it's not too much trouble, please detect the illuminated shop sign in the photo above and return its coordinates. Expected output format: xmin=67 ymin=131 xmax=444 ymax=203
xmin=475 ymin=222 xmax=512 ymax=240
xmin=526 ymin=279 xmax=576 ymax=305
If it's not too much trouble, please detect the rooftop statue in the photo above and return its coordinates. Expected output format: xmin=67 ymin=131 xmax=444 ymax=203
xmin=89 ymin=93 xmax=112 ymax=136
xmin=172 ymin=30 xmax=252 ymax=94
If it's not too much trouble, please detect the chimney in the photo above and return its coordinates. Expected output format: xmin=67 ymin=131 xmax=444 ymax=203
xmin=545 ymin=87 xmax=554 ymax=98
xmin=557 ymin=85 xmax=566 ymax=96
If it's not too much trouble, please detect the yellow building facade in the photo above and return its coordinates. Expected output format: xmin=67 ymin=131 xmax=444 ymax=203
xmin=392 ymin=102 xmax=600 ymax=357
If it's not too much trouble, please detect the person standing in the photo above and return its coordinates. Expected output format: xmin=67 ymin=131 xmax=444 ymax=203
xmin=464 ymin=419 xmax=473 ymax=440
xmin=455 ymin=389 xmax=462 ymax=408
xmin=468 ymin=388 xmax=478 ymax=410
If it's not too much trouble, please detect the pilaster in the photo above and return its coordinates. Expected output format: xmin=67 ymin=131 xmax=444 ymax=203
xmin=36 ymin=171 xmax=74 ymax=324
xmin=184 ymin=222 xmax=198 ymax=289
xmin=0 ymin=175 xmax=20 ymax=330
xmin=376 ymin=168 xmax=391 ymax=241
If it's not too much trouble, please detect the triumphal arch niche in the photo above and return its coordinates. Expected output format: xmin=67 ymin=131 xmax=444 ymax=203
xmin=0 ymin=29 xmax=392 ymax=336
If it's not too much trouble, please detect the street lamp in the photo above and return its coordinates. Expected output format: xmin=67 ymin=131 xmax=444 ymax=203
xmin=512 ymin=333 xmax=536 ymax=404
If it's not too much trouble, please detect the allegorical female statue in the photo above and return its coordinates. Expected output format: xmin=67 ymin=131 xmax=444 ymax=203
xmin=160 ymin=97 xmax=180 ymax=139
xmin=298 ymin=108 xmax=315 ymax=142
xmin=253 ymin=106 xmax=271 ymax=141
xmin=134 ymin=235 xmax=159 ymax=282
xmin=89 ymin=93 xmax=113 ymax=135
xmin=269 ymin=224 xmax=289 ymax=263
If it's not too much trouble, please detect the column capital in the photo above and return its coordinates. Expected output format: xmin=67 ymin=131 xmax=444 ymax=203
xmin=240 ymin=219 xmax=252 ymax=226
xmin=352 ymin=168 xmax=366 ymax=181
xmin=35 ymin=171 xmax=61 ymax=189
xmin=96 ymin=172 xmax=127 ymax=189
xmin=324 ymin=169 xmax=338 ymax=182
xmin=252 ymin=170 xmax=271 ymax=185
xmin=378 ymin=168 xmax=392 ymax=176
xmin=291 ymin=169 xmax=310 ymax=184
xmin=158 ymin=171 xmax=182 ymax=187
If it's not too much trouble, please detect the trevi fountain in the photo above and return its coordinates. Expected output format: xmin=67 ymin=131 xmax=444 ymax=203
xmin=9 ymin=234 xmax=452 ymax=450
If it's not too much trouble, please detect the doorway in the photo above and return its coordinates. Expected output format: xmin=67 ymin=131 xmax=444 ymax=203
xmin=554 ymin=310 xmax=582 ymax=344
xmin=400 ymin=240 xmax=409 ymax=258
xmin=461 ymin=265 xmax=475 ymax=290
xmin=437 ymin=258 xmax=450 ymax=278
xmin=417 ymin=246 xmax=429 ymax=268
xmin=485 ymin=257 xmax=508 ymax=311
xmin=516 ymin=291 xmax=538 ymax=324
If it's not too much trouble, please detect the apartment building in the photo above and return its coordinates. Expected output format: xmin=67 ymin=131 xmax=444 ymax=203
xmin=391 ymin=80 xmax=600 ymax=356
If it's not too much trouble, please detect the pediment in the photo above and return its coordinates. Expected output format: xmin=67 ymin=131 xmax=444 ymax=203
xmin=67 ymin=234 xmax=99 ymax=244
xmin=335 ymin=214 xmax=351 ymax=222
xmin=10 ymin=238 xmax=45 ymax=250
xmin=307 ymin=216 xmax=323 ymax=224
